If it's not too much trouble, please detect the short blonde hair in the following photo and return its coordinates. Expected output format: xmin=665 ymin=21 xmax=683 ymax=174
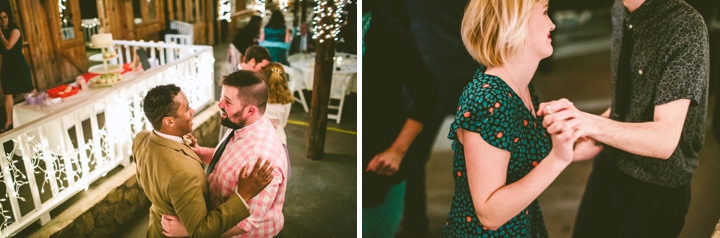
xmin=461 ymin=0 xmax=540 ymax=67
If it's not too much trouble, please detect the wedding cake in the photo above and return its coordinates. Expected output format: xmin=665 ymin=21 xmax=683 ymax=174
xmin=91 ymin=33 xmax=113 ymax=47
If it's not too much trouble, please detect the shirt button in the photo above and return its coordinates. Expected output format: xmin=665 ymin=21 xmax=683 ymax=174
xmin=629 ymin=24 xmax=633 ymax=29
xmin=638 ymin=70 xmax=643 ymax=75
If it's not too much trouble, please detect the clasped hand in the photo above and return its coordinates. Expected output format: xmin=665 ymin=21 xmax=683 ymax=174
xmin=537 ymin=99 xmax=589 ymax=162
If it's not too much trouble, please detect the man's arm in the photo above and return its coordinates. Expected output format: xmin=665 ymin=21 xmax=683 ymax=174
xmin=365 ymin=118 xmax=423 ymax=175
xmin=191 ymin=146 xmax=215 ymax=164
xmin=185 ymin=133 xmax=221 ymax=164
xmin=166 ymin=171 xmax=250 ymax=238
xmin=582 ymin=99 xmax=690 ymax=159
xmin=224 ymin=160 xmax=283 ymax=236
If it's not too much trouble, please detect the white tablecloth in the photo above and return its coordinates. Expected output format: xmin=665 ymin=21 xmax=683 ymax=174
xmin=289 ymin=53 xmax=358 ymax=94
xmin=13 ymin=72 xmax=140 ymax=150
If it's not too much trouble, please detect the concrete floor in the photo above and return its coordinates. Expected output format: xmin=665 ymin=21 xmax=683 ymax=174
xmin=423 ymin=50 xmax=720 ymax=238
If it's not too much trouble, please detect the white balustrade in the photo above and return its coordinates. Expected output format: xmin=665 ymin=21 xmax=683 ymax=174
xmin=0 ymin=41 xmax=215 ymax=237
xmin=170 ymin=21 xmax=194 ymax=36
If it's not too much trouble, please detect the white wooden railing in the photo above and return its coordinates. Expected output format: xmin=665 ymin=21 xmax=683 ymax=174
xmin=170 ymin=21 xmax=194 ymax=36
xmin=166 ymin=21 xmax=194 ymax=45
xmin=60 ymin=27 xmax=75 ymax=41
xmin=0 ymin=40 xmax=215 ymax=237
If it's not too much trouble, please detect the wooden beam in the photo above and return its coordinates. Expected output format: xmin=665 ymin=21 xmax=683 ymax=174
xmin=306 ymin=1 xmax=337 ymax=160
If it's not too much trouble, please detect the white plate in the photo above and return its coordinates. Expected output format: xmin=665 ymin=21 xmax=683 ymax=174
xmin=89 ymin=53 xmax=118 ymax=62
xmin=88 ymin=64 xmax=122 ymax=74
xmin=89 ymin=43 xmax=114 ymax=49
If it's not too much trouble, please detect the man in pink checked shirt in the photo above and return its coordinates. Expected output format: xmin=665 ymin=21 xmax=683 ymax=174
xmin=162 ymin=70 xmax=288 ymax=238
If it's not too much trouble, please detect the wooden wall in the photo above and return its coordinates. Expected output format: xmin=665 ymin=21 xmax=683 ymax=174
xmin=15 ymin=0 xmax=88 ymax=91
xmin=166 ymin=0 xmax=217 ymax=45
xmin=0 ymin=0 xmax=217 ymax=102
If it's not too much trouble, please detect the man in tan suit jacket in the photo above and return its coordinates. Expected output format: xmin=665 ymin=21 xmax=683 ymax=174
xmin=134 ymin=84 xmax=273 ymax=237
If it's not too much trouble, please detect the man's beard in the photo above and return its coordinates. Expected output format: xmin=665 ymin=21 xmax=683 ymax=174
xmin=221 ymin=110 xmax=246 ymax=129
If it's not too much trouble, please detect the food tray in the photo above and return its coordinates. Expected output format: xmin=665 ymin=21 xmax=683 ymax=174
xmin=47 ymin=85 xmax=79 ymax=98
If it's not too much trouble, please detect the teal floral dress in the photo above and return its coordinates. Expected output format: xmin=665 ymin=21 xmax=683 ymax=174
xmin=442 ymin=66 xmax=551 ymax=237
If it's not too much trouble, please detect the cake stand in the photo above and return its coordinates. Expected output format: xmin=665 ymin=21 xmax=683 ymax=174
xmin=88 ymin=44 xmax=122 ymax=74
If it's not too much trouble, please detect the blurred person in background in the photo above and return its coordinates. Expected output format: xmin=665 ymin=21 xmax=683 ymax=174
xmin=228 ymin=15 xmax=263 ymax=73
xmin=362 ymin=0 xmax=438 ymax=236
xmin=261 ymin=10 xmax=292 ymax=66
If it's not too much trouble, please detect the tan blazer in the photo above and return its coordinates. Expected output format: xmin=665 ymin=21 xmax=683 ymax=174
xmin=133 ymin=130 xmax=250 ymax=237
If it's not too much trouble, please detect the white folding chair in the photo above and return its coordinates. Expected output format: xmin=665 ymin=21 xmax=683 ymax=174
xmin=327 ymin=73 xmax=352 ymax=123
xmin=282 ymin=65 xmax=309 ymax=112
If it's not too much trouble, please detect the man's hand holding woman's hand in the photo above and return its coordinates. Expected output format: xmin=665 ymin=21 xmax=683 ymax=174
xmin=537 ymin=99 xmax=585 ymax=164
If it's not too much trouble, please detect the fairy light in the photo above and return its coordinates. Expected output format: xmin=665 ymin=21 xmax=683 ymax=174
xmin=280 ymin=0 xmax=289 ymax=12
xmin=312 ymin=0 xmax=348 ymax=43
xmin=255 ymin=0 xmax=266 ymax=16
xmin=218 ymin=0 xmax=232 ymax=22
xmin=58 ymin=0 xmax=67 ymax=22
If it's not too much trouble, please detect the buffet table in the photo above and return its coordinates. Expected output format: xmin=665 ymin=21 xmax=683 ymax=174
xmin=13 ymin=71 xmax=139 ymax=150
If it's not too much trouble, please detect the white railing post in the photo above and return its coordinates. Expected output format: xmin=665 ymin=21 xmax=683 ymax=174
xmin=0 ymin=144 xmax=23 ymax=227
xmin=56 ymin=118 xmax=75 ymax=189
xmin=72 ymin=108 xmax=91 ymax=187
xmin=37 ymin=128 xmax=60 ymax=198
xmin=18 ymin=136 xmax=51 ymax=225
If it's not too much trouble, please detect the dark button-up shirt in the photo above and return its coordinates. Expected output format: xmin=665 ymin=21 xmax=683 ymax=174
xmin=605 ymin=0 xmax=709 ymax=187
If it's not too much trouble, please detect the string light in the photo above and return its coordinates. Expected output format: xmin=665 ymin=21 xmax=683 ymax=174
xmin=255 ymin=0 xmax=266 ymax=16
xmin=218 ymin=0 xmax=232 ymax=22
xmin=312 ymin=0 xmax=349 ymax=43
xmin=0 ymin=128 xmax=115 ymax=230
xmin=58 ymin=0 xmax=68 ymax=24
xmin=280 ymin=0 xmax=289 ymax=12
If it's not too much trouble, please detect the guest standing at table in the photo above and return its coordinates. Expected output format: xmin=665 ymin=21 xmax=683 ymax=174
xmin=260 ymin=10 xmax=291 ymax=66
xmin=0 ymin=8 xmax=35 ymax=133
xmin=228 ymin=15 xmax=263 ymax=73
xmin=289 ymin=23 xmax=314 ymax=55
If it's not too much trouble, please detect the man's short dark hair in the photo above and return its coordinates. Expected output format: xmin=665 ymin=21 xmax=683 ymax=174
xmin=243 ymin=45 xmax=272 ymax=63
xmin=220 ymin=70 xmax=268 ymax=113
xmin=142 ymin=84 xmax=181 ymax=130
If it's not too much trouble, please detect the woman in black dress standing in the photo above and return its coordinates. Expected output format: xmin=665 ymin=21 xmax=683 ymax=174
xmin=0 ymin=8 xmax=35 ymax=132
xmin=228 ymin=15 xmax=263 ymax=73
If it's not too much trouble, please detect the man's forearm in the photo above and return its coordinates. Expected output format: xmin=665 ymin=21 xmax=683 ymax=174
xmin=586 ymin=113 xmax=679 ymax=159
xmin=389 ymin=118 xmax=424 ymax=154
xmin=221 ymin=226 xmax=248 ymax=237
xmin=194 ymin=146 xmax=215 ymax=164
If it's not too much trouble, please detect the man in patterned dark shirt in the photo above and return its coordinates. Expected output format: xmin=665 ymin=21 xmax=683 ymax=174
xmin=539 ymin=0 xmax=709 ymax=237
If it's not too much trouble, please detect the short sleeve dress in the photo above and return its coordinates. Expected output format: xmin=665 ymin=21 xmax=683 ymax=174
xmin=0 ymin=25 xmax=34 ymax=95
xmin=442 ymin=67 xmax=551 ymax=237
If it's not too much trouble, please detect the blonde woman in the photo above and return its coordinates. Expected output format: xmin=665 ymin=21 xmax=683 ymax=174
xmin=443 ymin=0 xmax=591 ymax=236
xmin=262 ymin=62 xmax=294 ymax=177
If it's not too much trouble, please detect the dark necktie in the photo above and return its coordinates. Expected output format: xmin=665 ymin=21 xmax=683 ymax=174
xmin=207 ymin=129 xmax=236 ymax=175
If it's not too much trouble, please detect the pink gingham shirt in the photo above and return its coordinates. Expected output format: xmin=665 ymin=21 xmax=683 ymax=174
xmin=208 ymin=116 xmax=287 ymax=238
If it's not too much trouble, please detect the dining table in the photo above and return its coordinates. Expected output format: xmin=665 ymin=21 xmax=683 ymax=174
xmin=288 ymin=52 xmax=358 ymax=94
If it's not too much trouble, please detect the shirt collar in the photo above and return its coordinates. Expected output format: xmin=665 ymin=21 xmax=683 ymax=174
xmin=623 ymin=0 xmax=664 ymax=24
xmin=153 ymin=130 xmax=184 ymax=145
xmin=232 ymin=115 xmax=271 ymax=142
